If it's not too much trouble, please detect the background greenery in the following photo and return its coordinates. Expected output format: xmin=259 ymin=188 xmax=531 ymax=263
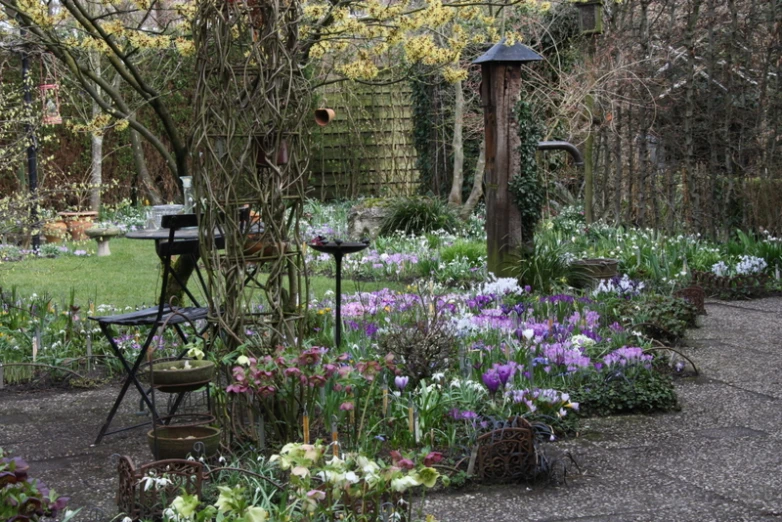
xmin=0 ymin=238 xmax=403 ymax=308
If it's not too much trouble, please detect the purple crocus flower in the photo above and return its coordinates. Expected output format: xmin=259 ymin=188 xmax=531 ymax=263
xmin=482 ymin=369 xmax=501 ymax=394
xmin=364 ymin=322 xmax=379 ymax=337
xmin=394 ymin=375 xmax=409 ymax=390
xmin=495 ymin=363 xmax=514 ymax=385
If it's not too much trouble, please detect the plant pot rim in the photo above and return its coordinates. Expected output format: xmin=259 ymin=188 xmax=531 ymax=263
xmin=572 ymin=257 xmax=619 ymax=265
xmin=147 ymin=425 xmax=221 ymax=441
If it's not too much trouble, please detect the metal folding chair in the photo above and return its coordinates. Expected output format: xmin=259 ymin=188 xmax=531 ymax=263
xmin=90 ymin=214 xmax=212 ymax=445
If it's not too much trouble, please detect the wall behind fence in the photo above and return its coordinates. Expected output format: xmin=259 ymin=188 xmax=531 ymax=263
xmin=309 ymin=81 xmax=419 ymax=200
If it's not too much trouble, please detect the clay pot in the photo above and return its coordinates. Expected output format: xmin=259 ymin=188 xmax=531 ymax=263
xmin=146 ymin=359 xmax=216 ymax=393
xmin=67 ymin=219 xmax=94 ymax=241
xmin=42 ymin=221 xmax=68 ymax=244
xmin=243 ymin=237 xmax=285 ymax=257
xmin=314 ymin=108 xmax=336 ymax=126
xmin=147 ymin=426 xmax=221 ymax=460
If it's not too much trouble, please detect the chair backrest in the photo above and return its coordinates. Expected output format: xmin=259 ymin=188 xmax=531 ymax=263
xmin=161 ymin=213 xmax=199 ymax=230
xmin=156 ymin=213 xmax=207 ymax=308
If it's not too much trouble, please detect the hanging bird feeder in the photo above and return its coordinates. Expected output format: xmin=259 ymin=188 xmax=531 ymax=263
xmin=40 ymin=56 xmax=62 ymax=125
xmin=574 ymin=0 xmax=604 ymax=35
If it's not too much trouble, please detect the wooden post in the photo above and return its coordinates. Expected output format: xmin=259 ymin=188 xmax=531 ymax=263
xmin=474 ymin=42 xmax=542 ymax=277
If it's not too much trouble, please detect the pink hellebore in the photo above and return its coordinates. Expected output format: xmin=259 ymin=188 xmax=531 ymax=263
xmin=299 ymin=348 xmax=324 ymax=366
xmin=284 ymin=367 xmax=302 ymax=378
xmin=257 ymin=385 xmax=276 ymax=398
xmin=226 ymin=384 xmax=248 ymax=394
xmin=308 ymin=374 xmax=327 ymax=387
xmin=424 ymin=452 xmax=443 ymax=466
xmin=397 ymin=458 xmax=415 ymax=470
xmin=232 ymin=366 xmax=247 ymax=382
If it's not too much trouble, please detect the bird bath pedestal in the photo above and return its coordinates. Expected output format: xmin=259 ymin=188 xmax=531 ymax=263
xmin=309 ymin=239 xmax=370 ymax=348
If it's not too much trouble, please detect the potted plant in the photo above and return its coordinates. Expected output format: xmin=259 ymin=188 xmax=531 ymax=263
xmin=41 ymin=219 xmax=68 ymax=244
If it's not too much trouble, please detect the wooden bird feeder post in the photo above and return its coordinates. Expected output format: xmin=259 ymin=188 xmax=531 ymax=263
xmin=474 ymin=41 xmax=542 ymax=277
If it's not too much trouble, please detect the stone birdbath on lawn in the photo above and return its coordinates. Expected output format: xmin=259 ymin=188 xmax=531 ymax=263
xmin=85 ymin=226 xmax=122 ymax=256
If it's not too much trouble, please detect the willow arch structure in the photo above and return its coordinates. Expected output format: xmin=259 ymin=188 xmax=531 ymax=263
xmin=192 ymin=0 xmax=310 ymax=352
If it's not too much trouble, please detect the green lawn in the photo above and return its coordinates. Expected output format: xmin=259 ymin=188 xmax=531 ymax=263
xmin=0 ymin=238 xmax=404 ymax=308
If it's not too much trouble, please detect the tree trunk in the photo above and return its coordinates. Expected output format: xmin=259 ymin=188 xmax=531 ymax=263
xmin=129 ymin=113 xmax=162 ymax=205
xmin=460 ymin=139 xmax=485 ymax=219
xmin=584 ymin=94 xmax=594 ymax=224
xmin=90 ymin=128 xmax=103 ymax=212
xmin=614 ymin=104 xmax=622 ymax=225
xmin=448 ymin=79 xmax=465 ymax=206
xmin=683 ymin=0 xmax=703 ymax=229
xmin=89 ymin=52 xmax=102 ymax=212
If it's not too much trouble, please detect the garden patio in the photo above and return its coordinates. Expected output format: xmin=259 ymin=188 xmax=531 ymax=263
xmin=2 ymin=296 xmax=782 ymax=521
xmin=1 ymin=0 xmax=781 ymax=518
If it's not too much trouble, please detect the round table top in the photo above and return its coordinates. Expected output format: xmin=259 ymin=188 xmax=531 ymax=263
xmin=125 ymin=227 xmax=201 ymax=240
xmin=125 ymin=223 xmax=262 ymax=241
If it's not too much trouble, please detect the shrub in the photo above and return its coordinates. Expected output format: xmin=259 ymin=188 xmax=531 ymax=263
xmin=379 ymin=197 xmax=458 ymax=237
xmin=440 ymin=240 xmax=486 ymax=266
xmin=569 ymin=369 xmax=679 ymax=416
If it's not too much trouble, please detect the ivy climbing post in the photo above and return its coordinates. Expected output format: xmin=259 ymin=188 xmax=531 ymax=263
xmin=474 ymin=41 xmax=542 ymax=277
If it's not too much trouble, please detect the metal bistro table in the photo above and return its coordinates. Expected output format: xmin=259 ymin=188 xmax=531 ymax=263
xmin=125 ymin=226 xmax=219 ymax=308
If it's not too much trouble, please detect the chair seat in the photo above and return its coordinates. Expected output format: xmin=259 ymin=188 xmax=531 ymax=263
xmin=89 ymin=306 xmax=210 ymax=327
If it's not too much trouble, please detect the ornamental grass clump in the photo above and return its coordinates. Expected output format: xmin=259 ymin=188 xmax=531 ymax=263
xmin=379 ymin=197 xmax=458 ymax=237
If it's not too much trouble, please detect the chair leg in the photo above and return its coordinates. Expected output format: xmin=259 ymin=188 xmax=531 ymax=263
xmin=94 ymin=324 xmax=161 ymax=444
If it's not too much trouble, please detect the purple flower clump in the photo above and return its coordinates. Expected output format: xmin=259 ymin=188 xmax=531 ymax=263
xmin=603 ymin=346 xmax=653 ymax=368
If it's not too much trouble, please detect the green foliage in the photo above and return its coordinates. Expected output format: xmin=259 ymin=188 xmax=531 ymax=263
xmin=608 ymin=294 xmax=698 ymax=344
xmin=379 ymin=197 xmax=459 ymax=237
xmin=0 ymin=448 xmax=72 ymax=522
xmin=513 ymin=231 xmax=573 ymax=294
xmin=726 ymin=229 xmax=782 ymax=270
xmin=440 ymin=240 xmax=486 ymax=265
xmin=409 ymin=65 xmax=482 ymax=198
xmin=570 ymin=370 xmax=679 ymax=417
xmin=508 ymin=100 xmax=544 ymax=241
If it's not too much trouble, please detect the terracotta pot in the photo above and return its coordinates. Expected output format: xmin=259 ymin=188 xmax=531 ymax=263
xmin=243 ymin=238 xmax=285 ymax=257
xmin=42 ymin=221 xmax=68 ymax=244
xmin=314 ymin=108 xmax=336 ymax=126
xmin=66 ymin=219 xmax=94 ymax=241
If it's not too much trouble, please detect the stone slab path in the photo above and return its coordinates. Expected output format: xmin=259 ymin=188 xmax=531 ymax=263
xmin=2 ymin=298 xmax=782 ymax=521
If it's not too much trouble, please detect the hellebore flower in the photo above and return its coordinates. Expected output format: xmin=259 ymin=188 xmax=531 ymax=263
xmin=394 ymin=375 xmax=410 ymax=390
xmin=424 ymin=452 xmax=444 ymax=466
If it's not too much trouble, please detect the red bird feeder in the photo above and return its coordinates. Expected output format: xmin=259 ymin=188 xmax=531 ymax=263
xmin=40 ymin=83 xmax=62 ymax=125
